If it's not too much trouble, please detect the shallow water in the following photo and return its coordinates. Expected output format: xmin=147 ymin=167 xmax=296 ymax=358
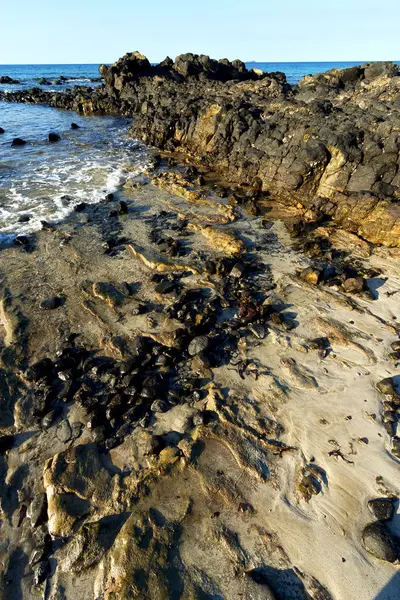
xmin=0 ymin=101 xmax=149 ymax=238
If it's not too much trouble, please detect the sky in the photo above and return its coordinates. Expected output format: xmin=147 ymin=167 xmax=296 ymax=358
xmin=1 ymin=0 xmax=399 ymax=64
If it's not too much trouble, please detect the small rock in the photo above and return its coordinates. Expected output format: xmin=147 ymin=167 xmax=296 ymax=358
xmin=116 ymin=200 xmax=128 ymax=214
xmin=376 ymin=377 xmax=396 ymax=395
xmin=56 ymin=420 xmax=72 ymax=443
xmin=11 ymin=138 xmax=26 ymax=147
xmin=362 ymin=522 xmax=397 ymax=562
xmin=299 ymin=267 xmax=321 ymax=285
xmin=18 ymin=214 xmax=31 ymax=223
xmin=48 ymin=133 xmax=60 ymax=142
xmin=74 ymin=202 xmax=86 ymax=212
xmin=71 ymin=422 xmax=83 ymax=440
xmin=368 ymin=498 xmax=396 ymax=522
xmin=342 ymin=277 xmax=365 ymax=294
xmin=71 ymin=122 xmax=80 ymax=129
xmin=248 ymin=323 xmax=266 ymax=339
xmin=188 ymin=335 xmax=209 ymax=356
xmin=0 ymin=127 xmax=4 ymax=134
xmin=41 ymin=410 xmax=57 ymax=430
xmin=40 ymin=296 xmax=62 ymax=310
xmin=391 ymin=340 xmax=400 ymax=352
xmin=155 ymin=280 xmax=176 ymax=294
xmin=91 ymin=425 xmax=105 ymax=443
xmin=28 ymin=493 xmax=48 ymax=527
xmin=230 ymin=262 xmax=246 ymax=278
xmin=151 ymin=399 xmax=169 ymax=413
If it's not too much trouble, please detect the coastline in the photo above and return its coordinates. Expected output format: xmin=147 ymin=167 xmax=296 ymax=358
xmin=0 ymin=53 xmax=400 ymax=599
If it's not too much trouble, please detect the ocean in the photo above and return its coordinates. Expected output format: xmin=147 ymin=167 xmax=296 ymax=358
xmin=0 ymin=61 xmax=398 ymax=239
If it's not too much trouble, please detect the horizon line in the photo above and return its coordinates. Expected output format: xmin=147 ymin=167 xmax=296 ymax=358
xmin=1 ymin=59 xmax=399 ymax=67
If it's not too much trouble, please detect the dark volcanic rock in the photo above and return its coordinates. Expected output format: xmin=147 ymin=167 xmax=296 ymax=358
xmin=368 ymin=498 xmax=396 ymax=522
xmin=40 ymin=296 xmax=63 ymax=310
xmin=2 ymin=53 xmax=400 ymax=246
xmin=71 ymin=122 xmax=80 ymax=129
xmin=0 ymin=127 xmax=4 ymax=133
xmin=48 ymin=132 xmax=61 ymax=142
xmin=11 ymin=137 xmax=26 ymax=147
xmin=0 ymin=76 xmax=20 ymax=84
xmin=376 ymin=377 xmax=396 ymax=395
xmin=361 ymin=522 xmax=397 ymax=562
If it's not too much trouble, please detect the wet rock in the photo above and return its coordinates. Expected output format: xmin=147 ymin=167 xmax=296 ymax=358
xmin=361 ymin=522 xmax=397 ymax=562
xmin=71 ymin=122 xmax=80 ymax=129
xmin=299 ymin=267 xmax=321 ymax=285
xmin=18 ymin=213 xmax=31 ymax=223
xmin=48 ymin=132 xmax=61 ymax=142
xmin=0 ymin=127 xmax=4 ymax=134
xmin=74 ymin=202 xmax=87 ymax=212
xmin=188 ymin=335 xmax=209 ymax=356
xmin=391 ymin=340 xmax=400 ymax=352
xmin=376 ymin=377 xmax=396 ymax=395
xmin=11 ymin=137 xmax=26 ymax=146
xmin=56 ymin=420 xmax=72 ymax=443
xmin=342 ymin=277 xmax=365 ymax=294
xmin=40 ymin=296 xmax=62 ymax=310
xmin=368 ymin=498 xmax=396 ymax=522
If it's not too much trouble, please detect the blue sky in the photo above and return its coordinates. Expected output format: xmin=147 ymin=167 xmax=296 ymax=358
xmin=2 ymin=0 xmax=399 ymax=64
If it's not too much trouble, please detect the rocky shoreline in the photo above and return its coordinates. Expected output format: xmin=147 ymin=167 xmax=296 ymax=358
xmin=2 ymin=52 xmax=400 ymax=247
xmin=1 ymin=54 xmax=400 ymax=599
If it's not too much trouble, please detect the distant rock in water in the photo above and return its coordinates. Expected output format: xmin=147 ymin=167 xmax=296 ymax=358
xmin=0 ymin=75 xmax=20 ymax=84
xmin=48 ymin=132 xmax=61 ymax=142
xmin=11 ymin=137 xmax=26 ymax=146
xmin=71 ymin=122 xmax=80 ymax=129
xmin=0 ymin=127 xmax=4 ymax=133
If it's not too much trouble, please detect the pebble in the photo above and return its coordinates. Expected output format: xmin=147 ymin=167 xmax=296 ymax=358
xmin=342 ymin=277 xmax=365 ymax=294
xmin=230 ymin=262 xmax=246 ymax=278
xmin=368 ymin=498 xmax=396 ymax=522
xmin=376 ymin=377 xmax=396 ymax=395
xmin=151 ymin=399 xmax=169 ymax=413
xmin=391 ymin=340 xmax=400 ymax=352
xmin=299 ymin=267 xmax=321 ymax=285
xmin=56 ymin=420 xmax=72 ymax=443
xmin=362 ymin=522 xmax=397 ymax=562
xmin=116 ymin=200 xmax=128 ymax=214
xmin=28 ymin=493 xmax=48 ymax=527
xmin=248 ymin=323 xmax=266 ymax=339
xmin=40 ymin=296 xmax=62 ymax=310
xmin=188 ymin=335 xmax=209 ymax=356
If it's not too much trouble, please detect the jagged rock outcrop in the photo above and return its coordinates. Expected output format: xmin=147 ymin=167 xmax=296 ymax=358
xmin=1 ymin=52 xmax=400 ymax=246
